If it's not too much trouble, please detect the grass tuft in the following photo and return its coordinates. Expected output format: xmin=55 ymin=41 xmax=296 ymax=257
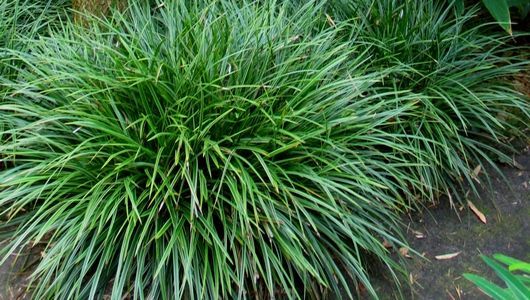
xmin=1 ymin=1 xmax=418 ymax=298
xmin=0 ymin=0 xmax=528 ymax=299
xmin=328 ymin=0 xmax=530 ymax=204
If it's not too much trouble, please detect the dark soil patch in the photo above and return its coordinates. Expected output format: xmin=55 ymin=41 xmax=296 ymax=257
xmin=371 ymin=149 xmax=530 ymax=300
xmin=0 ymin=244 xmax=33 ymax=300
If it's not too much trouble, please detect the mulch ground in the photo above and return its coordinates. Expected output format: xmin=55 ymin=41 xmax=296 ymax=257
xmin=371 ymin=148 xmax=530 ymax=300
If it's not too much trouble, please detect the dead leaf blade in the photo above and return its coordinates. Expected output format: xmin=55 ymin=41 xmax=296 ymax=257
xmin=435 ymin=251 xmax=461 ymax=260
xmin=467 ymin=200 xmax=487 ymax=224
xmin=399 ymin=247 xmax=412 ymax=258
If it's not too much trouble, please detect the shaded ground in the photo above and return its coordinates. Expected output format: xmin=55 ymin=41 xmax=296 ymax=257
xmin=0 ymin=244 xmax=31 ymax=300
xmin=372 ymin=148 xmax=530 ymax=300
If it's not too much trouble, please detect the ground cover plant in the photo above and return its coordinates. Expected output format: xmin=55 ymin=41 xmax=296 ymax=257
xmin=0 ymin=1 xmax=421 ymax=298
xmin=0 ymin=0 xmax=68 ymax=83
xmin=0 ymin=0 xmax=528 ymax=299
xmin=465 ymin=254 xmax=530 ymax=299
xmin=325 ymin=0 xmax=530 ymax=204
xmin=455 ymin=0 xmax=530 ymax=34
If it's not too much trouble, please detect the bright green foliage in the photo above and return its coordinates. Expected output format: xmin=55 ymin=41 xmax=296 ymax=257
xmin=0 ymin=0 xmax=68 ymax=89
xmin=1 ymin=1 xmax=38 ymax=82
xmin=328 ymin=0 xmax=530 ymax=204
xmin=0 ymin=0 xmax=529 ymax=299
xmin=484 ymin=0 xmax=513 ymax=33
xmin=464 ymin=254 xmax=530 ymax=299
xmin=0 ymin=0 xmax=47 ymax=49
xmin=455 ymin=0 xmax=530 ymax=34
xmin=0 ymin=1 xmax=419 ymax=299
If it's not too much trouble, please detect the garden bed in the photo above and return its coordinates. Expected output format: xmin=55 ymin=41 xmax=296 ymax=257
xmin=370 ymin=148 xmax=530 ymax=299
xmin=2 ymin=148 xmax=529 ymax=299
xmin=1 ymin=1 xmax=529 ymax=299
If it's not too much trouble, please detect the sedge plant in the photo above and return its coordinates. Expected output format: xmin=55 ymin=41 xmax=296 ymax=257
xmin=464 ymin=254 xmax=530 ymax=299
xmin=324 ymin=0 xmax=530 ymax=205
xmin=0 ymin=1 xmax=424 ymax=298
xmin=1 ymin=0 xmax=69 ymax=94
xmin=1 ymin=0 xmax=529 ymax=299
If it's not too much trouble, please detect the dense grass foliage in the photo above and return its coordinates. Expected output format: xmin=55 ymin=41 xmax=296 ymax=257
xmin=0 ymin=1 xmax=422 ymax=298
xmin=465 ymin=254 xmax=530 ymax=299
xmin=0 ymin=0 xmax=528 ymax=299
xmin=1 ymin=0 xmax=45 ymax=50
xmin=0 ymin=0 xmax=68 ymax=98
xmin=329 ymin=0 xmax=530 ymax=203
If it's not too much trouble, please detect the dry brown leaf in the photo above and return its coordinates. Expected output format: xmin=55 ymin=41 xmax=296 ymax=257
xmin=447 ymin=189 xmax=455 ymax=210
xmin=325 ymin=13 xmax=336 ymax=27
xmin=467 ymin=200 xmax=487 ymax=224
xmin=455 ymin=285 xmax=463 ymax=298
xmin=412 ymin=230 xmax=425 ymax=239
xmin=446 ymin=290 xmax=457 ymax=300
xmin=471 ymin=165 xmax=482 ymax=184
xmin=382 ymin=239 xmax=392 ymax=249
xmin=399 ymin=247 xmax=412 ymax=258
xmin=472 ymin=164 xmax=482 ymax=177
xmin=435 ymin=251 xmax=461 ymax=260
xmin=513 ymin=158 xmax=524 ymax=170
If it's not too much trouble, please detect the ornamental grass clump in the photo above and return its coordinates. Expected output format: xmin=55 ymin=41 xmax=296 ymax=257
xmin=1 ymin=0 xmax=41 ymax=88
xmin=1 ymin=0 xmax=529 ymax=299
xmin=1 ymin=0 xmax=67 ymax=168
xmin=328 ymin=0 xmax=530 ymax=203
xmin=0 ymin=1 xmax=423 ymax=298
xmin=0 ymin=0 xmax=68 ymax=78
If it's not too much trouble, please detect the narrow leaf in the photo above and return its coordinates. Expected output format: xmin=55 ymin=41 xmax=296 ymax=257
xmin=435 ymin=252 xmax=461 ymax=260
xmin=468 ymin=200 xmax=487 ymax=224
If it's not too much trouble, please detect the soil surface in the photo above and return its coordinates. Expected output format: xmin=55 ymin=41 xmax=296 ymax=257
xmin=0 ymin=244 xmax=31 ymax=300
xmin=371 ymin=148 xmax=530 ymax=300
